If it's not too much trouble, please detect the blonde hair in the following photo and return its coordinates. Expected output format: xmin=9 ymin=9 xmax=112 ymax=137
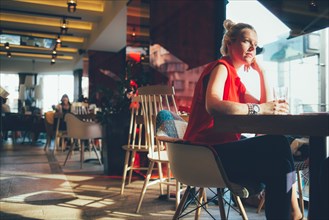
xmin=220 ymin=19 xmax=256 ymax=56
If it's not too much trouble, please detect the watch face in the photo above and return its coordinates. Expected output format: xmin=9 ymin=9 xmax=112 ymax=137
xmin=253 ymin=104 xmax=260 ymax=113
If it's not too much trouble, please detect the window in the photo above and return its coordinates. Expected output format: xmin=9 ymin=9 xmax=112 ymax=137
xmin=0 ymin=74 xmax=19 ymax=112
xmin=39 ymin=73 xmax=74 ymax=112
xmin=227 ymin=0 xmax=328 ymax=113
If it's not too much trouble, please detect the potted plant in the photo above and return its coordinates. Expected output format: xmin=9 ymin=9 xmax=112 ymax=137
xmin=94 ymin=60 xmax=148 ymax=176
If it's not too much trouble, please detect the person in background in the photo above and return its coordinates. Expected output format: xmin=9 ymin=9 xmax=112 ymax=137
xmin=1 ymin=98 xmax=11 ymax=141
xmin=54 ymin=94 xmax=71 ymax=130
xmin=1 ymin=98 xmax=10 ymax=113
xmin=78 ymin=94 xmax=89 ymax=103
xmin=184 ymin=19 xmax=303 ymax=220
xmin=54 ymin=94 xmax=72 ymax=148
xmin=56 ymin=94 xmax=71 ymax=114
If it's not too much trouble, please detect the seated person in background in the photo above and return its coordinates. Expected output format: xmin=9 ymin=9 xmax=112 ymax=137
xmin=54 ymin=94 xmax=72 ymax=148
xmin=1 ymin=97 xmax=11 ymax=140
xmin=56 ymin=94 xmax=71 ymax=114
xmin=78 ymin=95 xmax=89 ymax=103
xmin=183 ymin=19 xmax=303 ymax=220
xmin=54 ymin=94 xmax=71 ymax=131
xmin=1 ymin=98 xmax=11 ymax=113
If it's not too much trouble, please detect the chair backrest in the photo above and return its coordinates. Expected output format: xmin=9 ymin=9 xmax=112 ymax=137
xmin=164 ymin=140 xmax=248 ymax=197
xmin=64 ymin=113 xmax=102 ymax=140
xmin=137 ymin=85 xmax=179 ymax=158
xmin=162 ymin=139 xmax=249 ymax=198
xmin=127 ymin=95 xmax=148 ymax=149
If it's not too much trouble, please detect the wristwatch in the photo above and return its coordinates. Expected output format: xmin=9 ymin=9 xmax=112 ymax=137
xmin=247 ymin=103 xmax=260 ymax=115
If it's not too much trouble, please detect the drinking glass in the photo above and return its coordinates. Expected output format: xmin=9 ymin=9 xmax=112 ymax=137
xmin=273 ymin=86 xmax=288 ymax=103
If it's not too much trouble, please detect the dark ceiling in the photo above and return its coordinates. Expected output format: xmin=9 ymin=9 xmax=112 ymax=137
xmin=258 ymin=0 xmax=329 ymax=37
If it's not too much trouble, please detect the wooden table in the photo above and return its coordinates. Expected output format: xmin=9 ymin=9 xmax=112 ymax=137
xmin=213 ymin=113 xmax=329 ymax=220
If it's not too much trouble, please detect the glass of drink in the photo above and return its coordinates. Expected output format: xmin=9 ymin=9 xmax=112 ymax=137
xmin=273 ymin=86 xmax=288 ymax=103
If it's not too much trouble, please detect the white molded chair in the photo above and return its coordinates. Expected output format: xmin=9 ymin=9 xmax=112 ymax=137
xmin=162 ymin=138 xmax=249 ymax=220
xmin=63 ymin=113 xmax=102 ymax=169
xmin=135 ymin=85 xmax=182 ymax=213
xmin=120 ymin=96 xmax=149 ymax=195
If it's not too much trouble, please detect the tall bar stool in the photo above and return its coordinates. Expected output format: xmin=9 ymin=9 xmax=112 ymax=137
xmin=120 ymin=96 xmax=149 ymax=195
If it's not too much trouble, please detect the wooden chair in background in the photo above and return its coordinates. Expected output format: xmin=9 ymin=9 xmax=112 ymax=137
xmin=43 ymin=111 xmax=55 ymax=151
xmin=257 ymin=138 xmax=310 ymax=216
xmin=120 ymin=96 xmax=149 ymax=195
xmin=256 ymin=160 xmax=309 ymax=216
xmin=135 ymin=85 xmax=182 ymax=213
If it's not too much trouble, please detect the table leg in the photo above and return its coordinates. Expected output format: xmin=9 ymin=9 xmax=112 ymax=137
xmin=308 ymin=136 xmax=327 ymax=220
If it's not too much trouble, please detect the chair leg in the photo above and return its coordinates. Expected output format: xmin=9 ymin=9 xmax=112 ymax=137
xmin=203 ymin=189 xmax=208 ymax=209
xmin=173 ymin=186 xmax=192 ymax=220
xmin=157 ymin=161 xmax=164 ymax=195
xmin=217 ymin=188 xmax=227 ymax=220
xmin=136 ymin=161 xmax=155 ymax=213
xmin=257 ymin=196 xmax=265 ymax=213
xmin=121 ymin=150 xmax=131 ymax=195
xmin=233 ymin=195 xmax=248 ymax=220
xmin=167 ymin=164 xmax=171 ymax=200
xmin=92 ymin=142 xmax=102 ymax=165
xmin=175 ymin=180 xmax=181 ymax=209
xmin=55 ymin=136 xmax=59 ymax=151
xmin=195 ymin=187 xmax=205 ymax=220
xmin=296 ymin=169 xmax=305 ymax=215
xmin=80 ymin=140 xmax=84 ymax=169
xmin=89 ymin=139 xmax=92 ymax=157
xmin=128 ymin=151 xmax=136 ymax=184
xmin=61 ymin=137 xmax=67 ymax=152
xmin=63 ymin=144 xmax=74 ymax=166
xmin=44 ymin=136 xmax=51 ymax=151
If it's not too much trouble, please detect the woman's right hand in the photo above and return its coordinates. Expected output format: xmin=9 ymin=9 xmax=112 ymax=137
xmin=260 ymin=101 xmax=289 ymax=115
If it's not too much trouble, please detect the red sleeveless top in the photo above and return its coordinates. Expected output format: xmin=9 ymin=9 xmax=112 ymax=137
xmin=183 ymin=57 xmax=248 ymax=145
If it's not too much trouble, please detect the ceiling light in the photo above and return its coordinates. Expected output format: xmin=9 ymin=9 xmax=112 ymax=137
xmin=56 ymin=34 xmax=62 ymax=45
xmin=309 ymin=0 xmax=318 ymax=11
xmin=52 ymin=49 xmax=57 ymax=55
xmin=60 ymin=17 xmax=69 ymax=34
xmin=51 ymin=58 xmax=56 ymax=65
xmin=7 ymin=52 xmax=12 ymax=58
xmin=4 ymin=42 xmax=10 ymax=50
xmin=67 ymin=0 xmax=77 ymax=13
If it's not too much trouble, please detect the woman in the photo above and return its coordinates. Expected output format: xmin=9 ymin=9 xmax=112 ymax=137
xmin=184 ymin=19 xmax=303 ymax=220
xmin=56 ymin=94 xmax=71 ymax=114
xmin=55 ymin=94 xmax=71 ymax=131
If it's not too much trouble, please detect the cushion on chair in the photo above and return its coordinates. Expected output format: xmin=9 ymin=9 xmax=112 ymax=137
xmin=156 ymin=110 xmax=187 ymax=139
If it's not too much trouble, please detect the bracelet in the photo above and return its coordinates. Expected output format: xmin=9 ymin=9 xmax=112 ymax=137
xmin=247 ymin=103 xmax=260 ymax=115
xmin=247 ymin=103 xmax=253 ymax=115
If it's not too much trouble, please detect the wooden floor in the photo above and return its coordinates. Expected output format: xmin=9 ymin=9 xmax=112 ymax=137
xmin=0 ymin=137 xmax=278 ymax=220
